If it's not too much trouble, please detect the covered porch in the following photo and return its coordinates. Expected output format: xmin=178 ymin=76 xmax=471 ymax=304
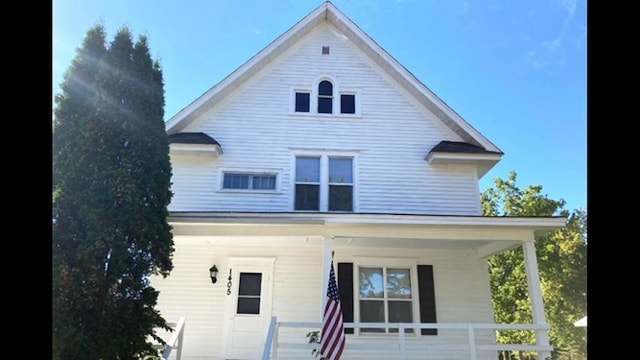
xmin=157 ymin=212 xmax=565 ymax=360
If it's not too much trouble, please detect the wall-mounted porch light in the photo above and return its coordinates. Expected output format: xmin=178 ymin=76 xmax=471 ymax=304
xmin=209 ymin=265 xmax=219 ymax=284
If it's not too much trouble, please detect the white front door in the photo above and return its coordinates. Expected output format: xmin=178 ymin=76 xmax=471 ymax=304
xmin=223 ymin=257 xmax=275 ymax=360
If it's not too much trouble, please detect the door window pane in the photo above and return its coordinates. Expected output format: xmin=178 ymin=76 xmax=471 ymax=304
xmin=238 ymin=273 xmax=262 ymax=296
xmin=237 ymin=272 xmax=262 ymax=315
xmin=237 ymin=298 xmax=260 ymax=315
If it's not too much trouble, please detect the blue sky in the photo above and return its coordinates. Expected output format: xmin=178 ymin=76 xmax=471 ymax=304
xmin=52 ymin=0 xmax=587 ymax=212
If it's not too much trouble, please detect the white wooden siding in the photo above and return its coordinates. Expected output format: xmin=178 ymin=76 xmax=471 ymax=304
xmin=169 ymin=23 xmax=482 ymax=215
xmin=151 ymin=237 xmax=495 ymax=360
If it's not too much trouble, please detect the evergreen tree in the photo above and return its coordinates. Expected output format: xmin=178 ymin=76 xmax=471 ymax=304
xmin=53 ymin=24 xmax=174 ymax=359
xmin=481 ymin=171 xmax=587 ymax=360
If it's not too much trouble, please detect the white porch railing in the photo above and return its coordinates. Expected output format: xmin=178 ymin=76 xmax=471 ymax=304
xmin=262 ymin=317 xmax=552 ymax=360
xmin=152 ymin=317 xmax=186 ymax=360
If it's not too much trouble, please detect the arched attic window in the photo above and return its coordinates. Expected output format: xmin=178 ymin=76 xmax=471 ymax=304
xmin=318 ymin=80 xmax=333 ymax=114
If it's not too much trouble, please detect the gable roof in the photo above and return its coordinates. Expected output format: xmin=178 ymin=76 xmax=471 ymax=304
xmin=165 ymin=1 xmax=502 ymax=154
xmin=429 ymin=141 xmax=502 ymax=155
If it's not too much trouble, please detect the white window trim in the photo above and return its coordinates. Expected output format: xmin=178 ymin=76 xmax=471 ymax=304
xmin=352 ymin=256 xmax=421 ymax=337
xmin=292 ymin=89 xmax=311 ymax=113
xmin=288 ymin=77 xmax=361 ymax=118
xmin=218 ymin=168 xmax=282 ymax=194
xmin=338 ymin=89 xmax=360 ymax=116
xmin=291 ymin=150 xmax=359 ymax=212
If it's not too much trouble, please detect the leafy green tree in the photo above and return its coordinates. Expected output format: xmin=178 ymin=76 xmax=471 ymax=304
xmin=481 ymin=171 xmax=587 ymax=360
xmin=53 ymin=24 xmax=174 ymax=359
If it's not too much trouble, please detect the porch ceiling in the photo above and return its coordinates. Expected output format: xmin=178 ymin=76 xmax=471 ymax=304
xmin=168 ymin=212 xmax=566 ymax=258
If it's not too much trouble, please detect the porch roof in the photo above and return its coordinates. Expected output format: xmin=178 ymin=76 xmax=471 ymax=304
xmin=168 ymin=212 xmax=566 ymax=258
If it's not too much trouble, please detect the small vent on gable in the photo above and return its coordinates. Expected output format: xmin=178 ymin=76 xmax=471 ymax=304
xmin=322 ymin=46 xmax=330 ymax=55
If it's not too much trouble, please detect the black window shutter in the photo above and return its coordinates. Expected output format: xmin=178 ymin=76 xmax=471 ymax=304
xmin=417 ymin=265 xmax=438 ymax=335
xmin=337 ymin=262 xmax=354 ymax=334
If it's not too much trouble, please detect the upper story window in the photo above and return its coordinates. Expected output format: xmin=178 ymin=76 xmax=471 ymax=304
xmin=294 ymin=154 xmax=354 ymax=212
xmin=222 ymin=172 xmax=277 ymax=191
xmin=328 ymin=157 xmax=353 ymax=211
xmin=295 ymin=157 xmax=320 ymax=210
xmin=293 ymin=77 xmax=359 ymax=116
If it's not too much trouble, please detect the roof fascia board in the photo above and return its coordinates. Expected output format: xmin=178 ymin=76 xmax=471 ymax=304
xmin=324 ymin=2 xmax=501 ymax=152
xmin=425 ymin=152 xmax=503 ymax=163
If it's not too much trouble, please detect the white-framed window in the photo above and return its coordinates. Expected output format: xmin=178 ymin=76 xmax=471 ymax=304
xmin=293 ymin=151 xmax=357 ymax=211
xmin=317 ymin=80 xmax=334 ymax=114
xmin=291 ymin=76 xmax=360 ymax=116
xmin=353 ymin=257 xmax=421 ymax=335
xmin=295 ymin=91 xmax=310 ymax=112
xmin=221 ymin=171 xmax=278 ymax=191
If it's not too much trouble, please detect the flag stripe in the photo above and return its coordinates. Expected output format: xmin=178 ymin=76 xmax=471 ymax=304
xmin=320 ymin=260 xmax=345 ymax=360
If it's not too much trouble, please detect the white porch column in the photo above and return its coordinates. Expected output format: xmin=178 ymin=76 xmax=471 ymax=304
xmin=522 ymin=239 xmax=551 ymax=360
xmin=321 ymin=237 xmax=334 ymax=313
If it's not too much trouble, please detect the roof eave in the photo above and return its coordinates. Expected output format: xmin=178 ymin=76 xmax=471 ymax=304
xmin=165 ymin=2 xmax=331 ymax=134
xmin=168 ymin=211 xmax=566 ymax=229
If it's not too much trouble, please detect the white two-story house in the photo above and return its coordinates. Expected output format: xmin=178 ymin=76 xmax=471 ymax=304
xmin=151 ymin=2 xmax=566 ymax=359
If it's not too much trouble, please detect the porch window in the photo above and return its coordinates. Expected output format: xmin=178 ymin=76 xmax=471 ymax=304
xmin=337 ymin=262 xmax=437 ymax=336
xmin=359 ymin=267 xmax=414 ymax=333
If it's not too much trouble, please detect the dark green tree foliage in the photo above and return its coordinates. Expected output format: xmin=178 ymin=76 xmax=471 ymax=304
xmin=481 ymin=171 xmax=587 ymax=360
xmin=53 ymin=24 xmax=174 ymax=359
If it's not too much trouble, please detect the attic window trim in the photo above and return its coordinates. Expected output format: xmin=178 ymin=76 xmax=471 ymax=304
xmin=290 ymin=80 xmax=361 ymax=117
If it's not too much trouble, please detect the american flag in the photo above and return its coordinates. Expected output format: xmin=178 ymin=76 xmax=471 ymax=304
xmin=320 ymin=260 xmax=345 ymax=360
